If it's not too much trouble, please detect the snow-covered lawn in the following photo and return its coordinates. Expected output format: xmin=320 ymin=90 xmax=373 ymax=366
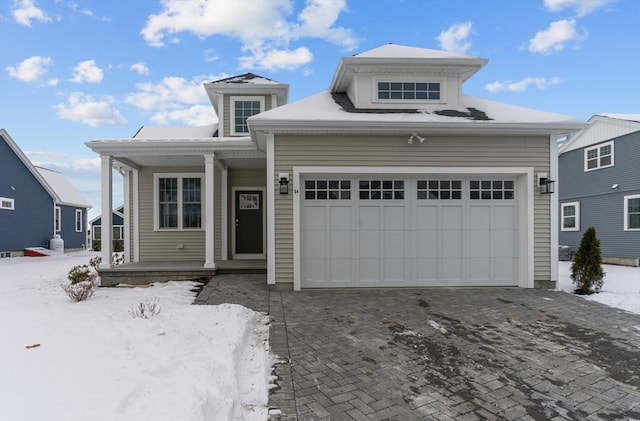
xmin=558 ymin=261 xmax=640 ymax=314
xmin=0 ymin=251 xmax=271 ymax=421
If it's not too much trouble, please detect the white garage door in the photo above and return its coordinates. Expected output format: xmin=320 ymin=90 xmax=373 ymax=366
xmin=300 ymin=176 xmax=518 ymax=288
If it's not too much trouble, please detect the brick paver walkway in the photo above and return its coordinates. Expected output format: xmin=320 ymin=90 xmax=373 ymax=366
xmin=196 ymin=276 xmax=640 ymax=420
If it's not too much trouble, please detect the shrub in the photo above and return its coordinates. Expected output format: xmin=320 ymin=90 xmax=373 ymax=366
xmin=89 ymin=256 xmax=101 ymax=268
xmin=62 ymin=281 xmax=96 ymax=302
xmin=571 ymin=226 xmax=605 ymax=294
xmin=67 ymin=264 xmax=97 ymax=285
xmin=129 ymin=298 xmax=161 ymax=319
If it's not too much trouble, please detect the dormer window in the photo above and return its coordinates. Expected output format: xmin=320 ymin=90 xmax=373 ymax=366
xmin=377 ymin=82 xmax=441 ymax=101
xmin=231 ymin=96 xmax=264 ymax=135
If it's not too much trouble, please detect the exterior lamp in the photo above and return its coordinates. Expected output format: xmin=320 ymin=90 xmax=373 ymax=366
xmin=537 ymin=173 xmax=555 ymax=194
xmin=279 ymin=173 xmax=290 ymax=195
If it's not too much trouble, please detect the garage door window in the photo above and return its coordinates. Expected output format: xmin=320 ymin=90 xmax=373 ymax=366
xmin=417 ymin=180 xmax=462 ymax=200
xmin=470 ymin=180 xmax=514 ymax=200
xmin=359 ymin=180 xmax=404 ymax=200
xmin=305 ymin=180 xmax=351 ymax=200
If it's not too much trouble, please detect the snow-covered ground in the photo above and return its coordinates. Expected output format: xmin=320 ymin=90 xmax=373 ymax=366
xmin=558 ymin=261 xmax=640 ymax=315
xmin=0 ymin=251 xmax=271 ymax=421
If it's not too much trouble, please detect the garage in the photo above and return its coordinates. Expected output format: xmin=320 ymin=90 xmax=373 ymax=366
xmin=299 ymin=172 xmax=522 ymax=288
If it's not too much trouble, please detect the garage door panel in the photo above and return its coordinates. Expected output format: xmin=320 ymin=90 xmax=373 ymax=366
xmin=358 ymin=206 xmax=379 ymax=229
xmin=302 ymin=259 xmax=326 ymax=283
xmin=302 ymin=230 xmax=326 ymax=258
xmin=493 ymin=206 xmax=515 ymax=230
xmin=491 ymin=231 xmax=516 ymax=258
xmin=330 ymin=259 xmax=351 ymax=281
xmin=417 ymin=258 xmax=438 ymax=282
xmin=417 ymin=206 xmax=438 ymax=230
xmin=384 ymin=206 xmax=405 ymax=230
xmin=359 ymin=259 xmax=380 ymax=281
xmin=417 ymin=232 xmax=437 ymax=258
xmin=441 ymin=231 xmax=463 ymax=257
xmin=441 ymin=206 xmax=463 ymax=229
xmin=441 ymin=258 xmax=463 ymax=281
xmin=359 ymin=231 xmax=380 ymax=258
xmin=468 ymin=230 xmax=490 ymax=258
xmin=468 ymin=258 xmax=491 ymax=281
xmin=330 ymin=230 xmax=351 ymax=258
xmin=493 ymin=258 xmax=516 ymax=282
xmin=330 ymin=206 xmax=351 ymax=230
xmin=468 ymin=205 xmax=490 ymax=228
xmin=384 ymin=259 xmax=405 ymax=280
xmin=384 ymin=231 xmax=405 ymax=258
xmin=302 ymin=206 xmax=326 ymax=230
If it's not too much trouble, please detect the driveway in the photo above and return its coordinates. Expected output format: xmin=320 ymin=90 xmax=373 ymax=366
xmin=196 ymin=276 xmax=640 ymax=420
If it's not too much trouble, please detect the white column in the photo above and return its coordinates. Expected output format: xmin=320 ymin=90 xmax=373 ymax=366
xmin=132 ymin=170 xmax=140 ymax=262
xmin=204 ymin=154 xmax=216 ymax=268
xmin=550 ymin=136 xmax=560 ymax=288
xmin=123 ymin=169 xmax=131 ymax=263
xmin=266 ymin=134 xmax=276 ymax=285
xmin=100 ymin=155 xmax=113 ymax=269
xmin=221 ymin=167 xmax=228 ymax=260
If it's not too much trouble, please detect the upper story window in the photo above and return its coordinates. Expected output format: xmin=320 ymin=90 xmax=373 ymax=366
xmin=584 ymin=141 xmax=614 ymax=171
xmin=377 ymin=82 xmax=441 ymax=101
xmin=624 ymin=194 xmax=640 ymax=231
xmin=155 ymin=174 xmax=203 ymax=230
xmin=231 ymin=96 xmax=264 ymax=135
xmin=0 ymin=197 xmax=14 ymax=210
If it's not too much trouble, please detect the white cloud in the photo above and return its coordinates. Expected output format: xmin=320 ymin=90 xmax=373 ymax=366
xmin=239 ymin=47 xmax=313 ymax=71
xmin=544 ymin=0 xmax=613 ymax=16
xmin=54 ymin=92 xmax=127 ymax=127
xmin=485 ymin=76 xmax=561 ymax=93
xmin=71 ymin=60 xmax=104 ymax=83
xmin=151 ymin=105 xmax=217 ymax=126
xmin=140 ymin=0 xmax=357 ymax=70
xmin=437 ymin=21 xmax=473 ymax=54
xmin=203 ymin=49 xmax=219 ymax=62
xmin=11 ymin=0 xmax=51 ymax=26
xmin=130 ymin=62 xmax=150 ymax=75
xmin=529 ymin=19 xmax=585 ymax=54
xmin=6 ymin=55 xmax=53 ymax=83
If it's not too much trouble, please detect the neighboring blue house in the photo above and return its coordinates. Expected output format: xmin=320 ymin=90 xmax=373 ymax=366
xmin=558 ymin=114 xmax=640 ymax=266
xmin=0 ymin=129 xmax=92 ymax=256
xmin=88 ymin=205 xmax=125 ymax=251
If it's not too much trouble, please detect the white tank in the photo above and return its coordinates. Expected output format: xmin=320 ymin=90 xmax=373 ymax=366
xmin=49 ymin=234 xmax=64 ymax=253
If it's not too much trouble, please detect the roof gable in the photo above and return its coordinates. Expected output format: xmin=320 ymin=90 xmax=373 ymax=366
xmin=36 ymin=167 xmax=91 ymax=208
xmin=559 ymin=114 xmax=640 ymax=154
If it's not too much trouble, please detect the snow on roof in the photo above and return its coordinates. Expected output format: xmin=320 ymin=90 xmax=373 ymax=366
xmin=134 ymin=124 xmax=218 ymax=139
xmin=209 ymin=72 xmax=279 ymax=85
xmin=36 ymin=167 xmax=91 ymax=208
xmin=597 ymin=113 xmax=640 ymax=123
xmin=559 ymin=113 xmax=640 ymax=153
xmin=354 ymin=43 xmax=479 ymax=60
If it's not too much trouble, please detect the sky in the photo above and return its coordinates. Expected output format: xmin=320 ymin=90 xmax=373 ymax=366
xmin=1 ymin=0 xmax=639 ymax=220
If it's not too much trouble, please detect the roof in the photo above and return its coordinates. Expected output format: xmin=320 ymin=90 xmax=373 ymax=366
xmin=36 ymin=167 xmax=92 ymax=208
xmin=208 ymin=72 xmax=279 ymax=85
xmin=354 ymin=43 xmax=478 ymax=60
xmin=134 ymin=124 xmax=218 ymax=139
xmin=249 ymin=91 xmax=586 ymax=136
xmin=559 ymin=113 xmax=640 ymax=154
xmin=203 ymin=73 xmax=289 ymax=115
xmin=88 ymin=205 xmax=124 ymax=225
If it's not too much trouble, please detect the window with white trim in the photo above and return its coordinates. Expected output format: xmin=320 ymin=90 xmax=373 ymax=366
xmin=55 ymin=206 xmax=61 ymax=232
xmin=377 ymin=82 xmax=441 ymax=100
xmin=624 ymin=194 xmax=640 ymax=231
xmin=304 ymin=180 xmax=351 ymax=200
xmin=0 ymin=197 xmax=14 ymax=210
xmin=155 ymin=174 xmax=203 ymax=230
xmin=75 ymin=209 xmax=83 ymax=232
xmin=469 ymin=180 xmax=515 ymax=200
xmin=359 ymin=180 xmax=404 ymax=200
xmin=417 ymin=180 xmax=462 ymax=200
xmin=584 ymin=141 xmax=614 ymax=171
xmin=561 ymin=202 xmax=580 ymax=231
xmin=231 ymin=96 xmax=264 ymax=135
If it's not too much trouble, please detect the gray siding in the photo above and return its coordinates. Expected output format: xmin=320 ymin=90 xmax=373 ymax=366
xmin=559 ymin=130 xmax=640 ymax=259
xmin=273 ymin=134 xmax=552 ymax=285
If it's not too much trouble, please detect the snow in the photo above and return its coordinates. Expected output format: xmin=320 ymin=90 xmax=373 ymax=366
xmin=427 ymin=319 xmax=448 ymax=334
xmin=134 ymin=124 xmax=218 ymax=139
xmin=36 ymin=166 xmax=92 ymax=208
xmin=598 ymin=113 xmax=640 ymax=123
xmin=558 ymin=261 xmax=640 ymax=314
xmin=0 ymin=252 xmax=271 ymax=421
xmin=354 ymin=43 xmax=478 ymax=59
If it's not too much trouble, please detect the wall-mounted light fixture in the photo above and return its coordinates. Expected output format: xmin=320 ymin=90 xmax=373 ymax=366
xmin=611 ymin=183 xmax=619 ymax=190
xmin=537 ymin=172 xmax=555 ymax=194
xmin=279 ymin=173 xmax=290 ymax=194
xmin=407 ymin=133 xmax=425 ymax=144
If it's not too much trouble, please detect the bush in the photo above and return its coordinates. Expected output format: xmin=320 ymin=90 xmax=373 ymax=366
xmin=129 ymin=298 xmax=161 ymax=319
xmin=571 ymin=226 xmax=605 ymax=294
xmin=63 ymin=260 xmax=99 ymax=301
xmin=62 ymin=281 xmax=96 ymax=302
xmin=67 ymin=264 xmax=97 ymax=285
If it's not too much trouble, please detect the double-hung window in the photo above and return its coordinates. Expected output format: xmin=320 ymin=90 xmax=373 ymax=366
xmin=561 ymin=202 xmax=580 ymax=231
xmin=231 ymin=96 xmax=264 ymax=135
xmin=584 ymin=141 xmax=614 ymax=171
xmin=624 ymin=194 xmax=640 ymax=231
xmin=55 ymin=206 xmax=61 ymax=232
xmin=155 ymin=174 xmax=203 ymax=230
xmin=75 ymin=209 xmax=83 ymax=232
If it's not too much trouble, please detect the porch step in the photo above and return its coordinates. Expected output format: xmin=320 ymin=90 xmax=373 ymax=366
xmin=215 ymin=267 xmax=267 ymax=275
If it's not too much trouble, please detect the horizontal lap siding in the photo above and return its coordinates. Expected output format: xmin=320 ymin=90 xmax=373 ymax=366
xmin=274 ymin=135 xmax=551 ymax=284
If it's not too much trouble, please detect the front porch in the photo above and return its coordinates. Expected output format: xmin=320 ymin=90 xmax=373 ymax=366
xmin=98 ymin=259 xmax=266 ymax=287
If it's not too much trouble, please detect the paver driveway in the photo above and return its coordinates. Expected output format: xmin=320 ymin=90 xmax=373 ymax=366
xmin=196 ymin=276 xmax=640 ymax=420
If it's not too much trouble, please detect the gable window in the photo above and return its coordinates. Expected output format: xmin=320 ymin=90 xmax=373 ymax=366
xmin=584 ymin=141 xmax=614 ymax=171
xmin=231 ymin=96 xmax=264 ymax=135
xmin=377 ymin=82 xmax=441 ymax=100
xmin=75 ymin=209 xmax=83 ymax=232
xmin=0 ymin=197 xmax=14 ymax=210
xmin=561 ymin=202 xmax=580 ymax=231
xmin=624 ymin=194 xmax=640 ymax=231
xmin=155 ymin=174 xmax=203 ymax=230
xmin=55 ymin=206 xmax=61 ymax=232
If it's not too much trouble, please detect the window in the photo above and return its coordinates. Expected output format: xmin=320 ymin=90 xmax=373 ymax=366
xmin=231 ymin=96 xmax=264 ymax=135
xmin=92 ymin=226 xmax=123 ymax=240
xmin=469 ymin=180 xmax=515 ymax=200
xmin=561 ymin=202 xmax=580 ymax=231
xmin=585 ymin=141 xmax=614 ymax=171
xmin=359 ymin=180 xmax=404 ymax=200
xmin=75 ymin=210 xmax=83 ymax=232
xmin=55 ymin=206 xmax=61 ymax=232
xmin=417 ymin=180 xmax=462 ymax=200
xmin=93 ymin=226 xmax=101 ymax=241
xmin=377 ymin=82 xmax=441 ymax=100
xmin=155 ymin=174 xmax=203 ymax=230
xmin=113 ymin=226 xmax=124 ymax=240
xmin=0 ymin=197 xmax=14 ymax=210
xmin=304 ymin=180 xmax=351 ymax=200
xmin=624 ymin=194 xmax=640 ymax=231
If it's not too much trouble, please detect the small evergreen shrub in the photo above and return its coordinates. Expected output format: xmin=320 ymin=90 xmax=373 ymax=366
xmin=67 ymin=264 xmax=97 ymax=285
xmin=571 ymin=226 xmax=605 ymax=294
xmin=129 ymin=298 xmax=161 ymax=319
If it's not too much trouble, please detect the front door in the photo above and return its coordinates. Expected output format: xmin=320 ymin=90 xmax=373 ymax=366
xmin=235 ymin=190 xmax=264 ymax=256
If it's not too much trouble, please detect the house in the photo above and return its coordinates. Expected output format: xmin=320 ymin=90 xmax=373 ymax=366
xmin=558 ymin=114 xmax=640 ymax=266
xmin=1 ymin=129 xmax=92 ymax=256
xmin=88 ymin=205 xmax=125 ymax=251
xmin=87 ymin=44 xmax=586 ymax=289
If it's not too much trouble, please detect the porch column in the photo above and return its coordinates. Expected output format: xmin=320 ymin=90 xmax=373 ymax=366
xmin=100 ymin=155 xmax=113 ymax=269
xmin=122 ymin=169 xmax=130 ymax=264
xmin=204 ymin=154 xmax=216 ymax=268
xmin=221 ymin=167 xmax=228 ymax=260
xmin=266 ymin=133 xmax=276 ymax=285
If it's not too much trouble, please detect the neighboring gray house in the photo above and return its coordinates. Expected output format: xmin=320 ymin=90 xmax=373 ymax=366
xmin=88 ymin=44 xmax=586 ymax=288
xmin=88 ymin=205 xmax=125 ymax=251
xmin=558 ymin=114 xmax=640 ymax=266
xmin=1 ymin=129 xmax=91 ymax=255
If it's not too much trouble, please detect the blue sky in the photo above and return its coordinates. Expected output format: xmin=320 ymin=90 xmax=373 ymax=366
xmin=1 ymin=0 xmax=639 ymax=219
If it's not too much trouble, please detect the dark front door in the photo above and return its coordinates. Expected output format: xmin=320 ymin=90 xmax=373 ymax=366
xmin=235 ymin=190 xmax=263 ymax=254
